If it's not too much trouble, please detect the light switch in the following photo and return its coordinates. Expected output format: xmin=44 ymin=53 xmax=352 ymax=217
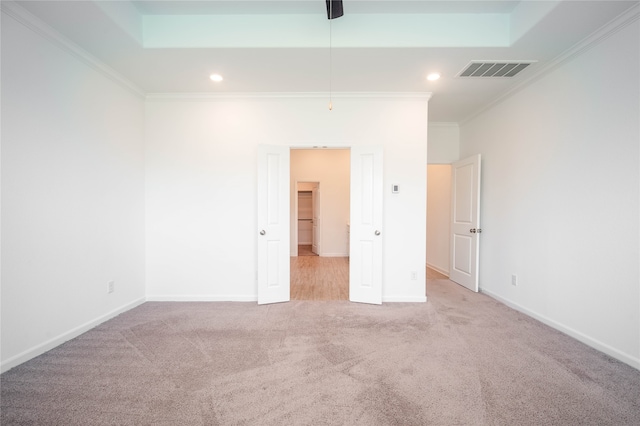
xmin=392 ymin=184 xmax=399 ymax=194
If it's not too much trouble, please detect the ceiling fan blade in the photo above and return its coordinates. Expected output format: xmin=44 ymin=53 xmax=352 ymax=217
xmin=326 ymin=0 xmax=344 ymax=19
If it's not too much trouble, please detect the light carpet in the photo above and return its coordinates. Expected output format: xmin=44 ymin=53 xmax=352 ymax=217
xmin=2 ymin=279 xmax=639 ymax=425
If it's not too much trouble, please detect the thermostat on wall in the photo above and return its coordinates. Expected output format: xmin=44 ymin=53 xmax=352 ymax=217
xmin=392 ymin=184 xmax=400 ymax=194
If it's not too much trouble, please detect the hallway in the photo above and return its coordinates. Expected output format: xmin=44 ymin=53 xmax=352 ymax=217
xmin=290 ymin=257 xmax=349 ymax=300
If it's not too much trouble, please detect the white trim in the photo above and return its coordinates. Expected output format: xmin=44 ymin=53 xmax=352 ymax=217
xmin=320 ymin=253 xmax=349 ymax=258
xmin=146 ymin=295 xmax=258 ymax=302
xmin=0 ymin=298 xmax=146 ymax=373
xmin=480 ymin=288 xmax=640 ymax=371
xmin=151 ymin=294 xmax=426 ymax=303
xmin=383 ymin=296 xmax=427 ymax=303
xmin=1 ymin=1 xmax=145 ymax=99
xmin=461 ymin=2 xmax=640 ymax=124
xmin=427 ymin=263 xmax=450 ymax=277
xmin=146 ymin=92 xmax=433 ymax=101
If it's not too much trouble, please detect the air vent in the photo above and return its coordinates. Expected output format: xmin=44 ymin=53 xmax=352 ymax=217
xmin=457 ymin=61 xmax=536 ymax=78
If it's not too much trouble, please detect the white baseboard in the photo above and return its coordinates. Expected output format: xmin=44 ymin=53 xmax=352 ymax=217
xmin=149 ymin=295 xmax=426 ymax=303
xmin=480 ymin=288 xmax=640 ymax=371
xmin=426 ymin=263 xmax=449 ymax=277
xmin=146 ymin=295 xmax=258 ymax=302
xmin=383 ymin=296 xmax=427 ymax=303
xmin=320 ymin=253 xmax=349 ymax=258
xmin=1 ymin=297 xmax=146 ymax=373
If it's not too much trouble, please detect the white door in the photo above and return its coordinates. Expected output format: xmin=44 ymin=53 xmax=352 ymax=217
xmin=349 ymin=146 xmax=383 ymax=304
xmin=257 ymin=145 xmax=290 ymax=304
xmin=311 ymin=184 xmax=320 ymax=255
xmin=449 ymin=154 xmax=481 ymax=292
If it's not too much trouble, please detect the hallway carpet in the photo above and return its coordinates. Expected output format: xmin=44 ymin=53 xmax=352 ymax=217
xmin=2 ymin=279 xmax=640 ymax=425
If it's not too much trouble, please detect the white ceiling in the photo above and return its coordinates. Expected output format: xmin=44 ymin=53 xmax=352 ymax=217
xmin=10 ymin=0 xmax=638 ymax=122
xmin=131 ymin=1 xmax=521 ymax=15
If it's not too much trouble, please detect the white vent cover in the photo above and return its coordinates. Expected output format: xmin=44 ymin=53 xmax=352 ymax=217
xmin=457 ymin=61 xmax=536 ymax=78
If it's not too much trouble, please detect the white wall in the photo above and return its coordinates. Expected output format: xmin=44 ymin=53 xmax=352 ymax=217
xmin=459 ymin=19 xmax=640 ymax=368
xmin=427 ymin=123 xmax=459 ymax=164
xmin=1 ymin=12 xmax=146 ymax=371
xmin=426 ymin=165 xmax=451 ymax=276
xmin=290 ymin=149 xmax=350 ymax=256
xmin=145 ymin=95 xmax=429 ymax=302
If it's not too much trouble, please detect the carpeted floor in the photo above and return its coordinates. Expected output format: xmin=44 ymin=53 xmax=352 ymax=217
xmin=2 ymin=279 xmax=640 ymax=425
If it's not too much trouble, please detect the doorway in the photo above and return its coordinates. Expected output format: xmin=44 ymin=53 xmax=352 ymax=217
xmin=426 ymin=164 xmax=452 ymax=277
xmin=295 ymin=182 xmax=319 ymax=257
xmin=290 ymin=149 xmax=350 ymax=300
xmin=425 ymin=156 xmax=482 ymax=293
xmin=257 ymin=145 xmax=383 ymax=305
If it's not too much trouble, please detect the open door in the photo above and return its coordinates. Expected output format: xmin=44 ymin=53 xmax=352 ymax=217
xmin=349 ymin=146 xmax=383 ymax=305
xmin=449 ymin=154 xmax=481 ymax=292
xmin=311 ymin=184 xmax=320 ymax=255
xmin=257 ymin=145 xmax=290 ymax=304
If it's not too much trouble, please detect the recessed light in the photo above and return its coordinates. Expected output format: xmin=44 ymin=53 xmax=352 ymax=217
xmin=427 ymin=73 xmax=441 ymax=81
xmin=210 ymin=74 xmax=223 ymax=82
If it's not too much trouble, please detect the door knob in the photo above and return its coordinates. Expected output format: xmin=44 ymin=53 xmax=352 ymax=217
xmin=260 ymin=230 xmax=266 ymax=235
xmin=375 ymin=230 xmax=381 ymax=236
xmin=470 ymin=228 xmax=476 ymax=233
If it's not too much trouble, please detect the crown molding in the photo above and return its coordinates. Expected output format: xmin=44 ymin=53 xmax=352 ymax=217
xmin=145 ymin=92 xmax=433 ymax=101
xmin=460 ymin=2 xmax=640 ymax=125
xmin=1 ymin=1 xmax=145 ymax=99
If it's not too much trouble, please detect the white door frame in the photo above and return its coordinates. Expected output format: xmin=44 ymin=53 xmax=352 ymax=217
xmin=259 ymin=145 xmax=383 ymax=304
xmin=311 ymin=184 xmax=320 ymax=255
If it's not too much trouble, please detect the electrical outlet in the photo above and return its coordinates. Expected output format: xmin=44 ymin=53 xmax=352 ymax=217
xmin=108 ymin=281 xmax=115 ymax=294
xmin=511 ymin=275 xmax=517 ymax=286
xmin=411 ymin=271 xmax=417 ymax=281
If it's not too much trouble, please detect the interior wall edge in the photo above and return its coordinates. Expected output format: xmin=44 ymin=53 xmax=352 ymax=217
xmin=480 ymin=288 xmax=640 ymax=371
xmin=0 ymin=1 xmax=145 ymax=99
xmin=145 ymin=92 xmax=433 ymax=101
xmin=459 ymin=3 xmax=640 ymax=126
xmin=0 ymin=298 xmax=146 ymax=374
xmin=426 ymin=263 xmax=449 ymax=277
xmin=427 ymin=122 xmax=459 ymax=128
xmin=145 ymin=295 xmax=259 ymax=302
